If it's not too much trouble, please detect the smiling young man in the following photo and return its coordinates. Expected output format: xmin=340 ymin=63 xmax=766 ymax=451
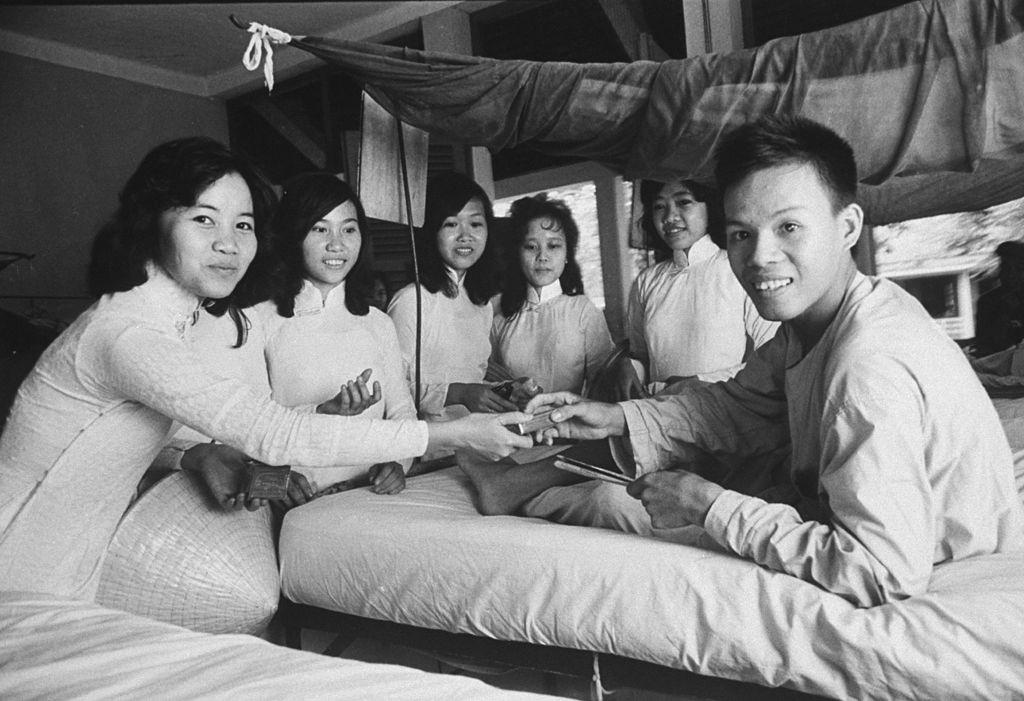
xmin=488 ymin=115 xmax=1024 ymax=607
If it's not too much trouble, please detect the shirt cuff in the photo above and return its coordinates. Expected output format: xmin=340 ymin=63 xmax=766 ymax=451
xmin=620 ymin=399 xmax=656 ymax=476
xmin=702 ymin=489 xmax=751 ymax=549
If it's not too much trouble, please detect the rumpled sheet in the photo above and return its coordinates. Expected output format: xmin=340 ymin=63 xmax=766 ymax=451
xmin=0 ymin=592 xmax=557 ymax=701
xmin=280 ymin=468 xmax=1024 ymax=700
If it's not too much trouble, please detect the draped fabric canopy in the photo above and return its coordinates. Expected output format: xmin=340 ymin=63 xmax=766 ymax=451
xmin=281 ymin=0 xmax=1024 ymax=224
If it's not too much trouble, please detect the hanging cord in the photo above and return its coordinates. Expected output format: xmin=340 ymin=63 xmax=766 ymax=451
xmin=590 ymin=652 xmax=612 ymax=701
xmin=395 ymin=109 xmax=423 ymax=416
xmin=233 ymin=16 xmax=293 ymax=92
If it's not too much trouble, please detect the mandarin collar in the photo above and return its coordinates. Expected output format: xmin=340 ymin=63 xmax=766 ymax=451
xmin=524 ymin=281 xmax=563 ymax=309
xmin=668 ymin=235 xmax=717 ymax=272
xmin=294 ymin=278 xmax=346 ymax=314
xmin=140 ymin=262 xmax=204 ymax=338
xmin=444 ymin=265 xmax=467 ymax=289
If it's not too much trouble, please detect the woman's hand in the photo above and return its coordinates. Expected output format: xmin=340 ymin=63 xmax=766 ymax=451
xmin=613 ymin=357 xmax=647 ymax=400
xmin=446 ymin=382 xmax=519 ymax=413
xmin=426 ymin=411 xmax=534 ymax=460
xmin=271 ymin=470 xmax=316 ymax=511
xmin=525 ymin=392 xmax=626 ymax=443
xmin=317 ymin=368 xmax=382 ymax=416
xmin=368 ymin=461 xmax=406 ymax=494
xmin=181 ymin=443 xmax=267 ymax=511
xmin=508 ymin=377 xmax=543 ymax=409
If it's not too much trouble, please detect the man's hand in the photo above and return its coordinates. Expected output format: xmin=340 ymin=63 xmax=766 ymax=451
xmin=447 ymin=383 xmax=519 ymax=413
xmin=626 ymin=470 xmax=724 ymax=529
xmin=524 ymin=391 xmax=626 ymax=443
xmin=368 ymin=461 xmax=406 ymax=494
xmin=317 ymin=368 xmax=382 ymax=415
xmin=181 ymin=443 xmax=267 ymax=511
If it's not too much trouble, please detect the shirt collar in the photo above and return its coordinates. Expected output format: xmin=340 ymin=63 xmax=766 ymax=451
xmin=785 ymin=271 xmax=868 ymax=366
xmin=141 ymin=262 xmax=204 ymax=339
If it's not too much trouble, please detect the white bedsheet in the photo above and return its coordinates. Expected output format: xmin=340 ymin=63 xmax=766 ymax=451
xmin=280 ymin=468 xmax=1024 ymax=701
xmin=0 ymin=592 xmax=557 ymax=700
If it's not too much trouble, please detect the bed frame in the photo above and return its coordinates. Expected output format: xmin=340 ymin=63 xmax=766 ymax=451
xmin=279 ymin=597 xmax=825 ymax=701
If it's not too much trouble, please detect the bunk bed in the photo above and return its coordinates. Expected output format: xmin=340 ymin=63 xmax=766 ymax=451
xmin=262 ymin=1 xmax=1024 ymax=698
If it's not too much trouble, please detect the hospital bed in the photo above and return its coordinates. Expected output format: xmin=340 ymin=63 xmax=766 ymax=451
xmin=278 ymin=448 xmax=1024 ymax=700
xmin=0 ymin=592 xmax=558 ymax=700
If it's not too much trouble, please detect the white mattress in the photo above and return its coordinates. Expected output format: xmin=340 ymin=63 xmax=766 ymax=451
xmin=280 ymin=467 xmax=1024 ymax=701
xmin=0 ymin=592 xmax=557 ymax=701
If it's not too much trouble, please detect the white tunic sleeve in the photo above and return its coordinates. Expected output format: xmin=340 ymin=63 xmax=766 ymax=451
xmin=580 ymin=299 xmax=616 ymax=387
xmin=85 ymin=320 xmax=428 ymax=467
xmin=625 ymin=275 xmax=649 ymax=369
xmin=387 ymin=285 xmax=449 ymax=416
xmin=377 ymin=314 xmax=418 ymax=473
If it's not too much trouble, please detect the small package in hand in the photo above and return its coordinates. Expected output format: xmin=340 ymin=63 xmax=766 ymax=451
xmin=244 ymin=459 xmax=291 ymax=499
xmin=507 ymin=409 xmax=557 ymax=436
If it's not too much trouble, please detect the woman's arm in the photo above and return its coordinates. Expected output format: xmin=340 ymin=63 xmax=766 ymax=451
xmin=624 ymin=276 xmax=649 ymax=369
xmin=377 ymin=316 xmax=418 ymax=473
xmin=90 ymin=322 xmax=429 ymax=468
xmin=387 ymin=285 xmax=449 ymax=416
xmin=580 ymin=299 xmax=617 ymax=388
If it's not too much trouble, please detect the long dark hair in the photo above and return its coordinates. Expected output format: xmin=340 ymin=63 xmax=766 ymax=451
xmin=638 ymin=178 xmax=724 ymax=256
xmin=267 ymin=173 xmax=373 ymax=317
xmin=414 ymin=171 xmax=498 ymax=305
xmin=499 ymin=193 xmax=584 ymax=319
xmin=87 ymin=136 xmax=276 ymax=311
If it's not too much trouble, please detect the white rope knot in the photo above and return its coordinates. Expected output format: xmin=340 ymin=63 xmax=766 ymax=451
xmin=241 ymin=22 xmax=292 ymax=92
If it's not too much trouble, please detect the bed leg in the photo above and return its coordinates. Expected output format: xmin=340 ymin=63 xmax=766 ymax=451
xmin=284 ymin=624 xmax=303 ymax=650
xmin=321 ymin=631 xmax=360 ymax=657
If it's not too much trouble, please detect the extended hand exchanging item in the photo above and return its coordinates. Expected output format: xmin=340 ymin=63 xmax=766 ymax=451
xmin=523 ymin=391 xmax=627 ymax=443
xmin=426 ymin=410 xmax=534 ymax=460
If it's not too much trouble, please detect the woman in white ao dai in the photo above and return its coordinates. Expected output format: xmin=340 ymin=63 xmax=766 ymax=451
xmin=256 ymin=173 xmax=415 ymax=496
xmin=388 ymin=172 xmax=516 ymax=422
xmin=490 ymin=194 xmax=614 ymax=396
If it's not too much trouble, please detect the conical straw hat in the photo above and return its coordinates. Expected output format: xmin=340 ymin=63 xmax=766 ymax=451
xmin=96 ymin=470 xmax=279 ymax=635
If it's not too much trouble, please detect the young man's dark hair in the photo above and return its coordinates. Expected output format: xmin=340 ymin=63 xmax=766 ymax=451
xmin=715 ymin=115 xmax=858 ymax=212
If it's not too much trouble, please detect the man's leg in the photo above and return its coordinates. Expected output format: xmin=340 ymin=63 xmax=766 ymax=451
xmin=458 ymin=452 xmax=582 ymax=515
xmin=521 ymin=479 xmax=654 ymax=535
xmin=458 ymin=449 xmax=653 ymax=535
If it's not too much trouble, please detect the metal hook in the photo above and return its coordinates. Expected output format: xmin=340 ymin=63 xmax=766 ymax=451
xmin=228 ymin=14 xmax=248 ymax=30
